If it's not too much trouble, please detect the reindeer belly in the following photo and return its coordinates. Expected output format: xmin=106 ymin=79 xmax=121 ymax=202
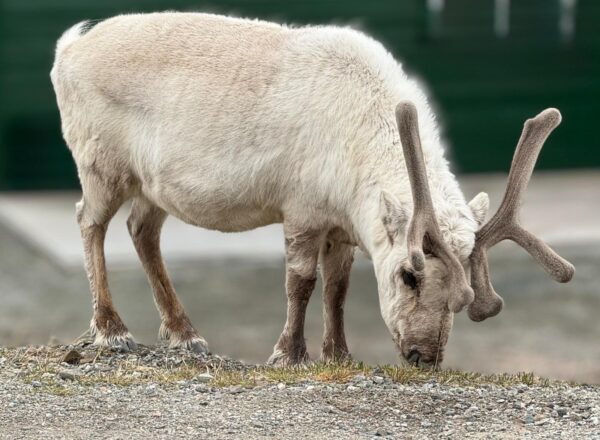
xmin=169 ymin=201 xmax=283 ymax=233
xmin=138 ymin=164 xmax=283 ymax=233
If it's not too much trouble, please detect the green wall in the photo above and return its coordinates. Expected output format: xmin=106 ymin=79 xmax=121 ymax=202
xmin=1 ymin=0 xmax=598 ymax=189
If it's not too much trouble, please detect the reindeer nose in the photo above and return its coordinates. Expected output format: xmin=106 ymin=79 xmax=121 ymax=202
xmin=406 ymin=350 xmax=421 ymax=365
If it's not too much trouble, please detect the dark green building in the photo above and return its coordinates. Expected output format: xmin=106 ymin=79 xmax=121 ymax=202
xmin=1 ymin=0 xmax=598 ymax=189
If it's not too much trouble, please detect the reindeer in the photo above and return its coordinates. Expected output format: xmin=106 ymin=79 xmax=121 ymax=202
xmin=51 ymin=12 xmax=574 ymax=366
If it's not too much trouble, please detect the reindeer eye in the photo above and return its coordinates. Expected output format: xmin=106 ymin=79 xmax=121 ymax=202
xmin=401 ymin=269 xmax=418 ymax=290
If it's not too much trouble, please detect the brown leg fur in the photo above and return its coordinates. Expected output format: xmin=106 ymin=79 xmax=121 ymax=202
xmin=127 ymin=198 xmax=208 ymax=353
xmin=267 ymin=226 xmax=323 ymax=366
xmin=320 ymin=236 xmax=354 ymax=362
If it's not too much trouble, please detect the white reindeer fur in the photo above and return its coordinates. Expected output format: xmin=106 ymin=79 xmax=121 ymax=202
xmin=51 ymin=12 xmax=486 ymax=360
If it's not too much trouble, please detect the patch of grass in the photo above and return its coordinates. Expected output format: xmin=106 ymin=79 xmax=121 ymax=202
xmin=383 ymin=366 xmax=552 ymax=387
xmin=204 ymin=359 xmax=365 ymax=388
xmin=210 ymin=370 xmax=259 ymax=388
xmin=208 ymin=361 xmax=371 ymax=387
xmin=209 ymin=362 xmax=558 ymax=389
xmin=1 ymin=346 xmax=570 ymax=394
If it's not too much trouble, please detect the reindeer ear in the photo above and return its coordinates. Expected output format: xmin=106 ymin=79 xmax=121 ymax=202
xmin=380 ymin=191 xmax=409 ymax=243
xmin=468 ymin=192 xmax=490 ymax=228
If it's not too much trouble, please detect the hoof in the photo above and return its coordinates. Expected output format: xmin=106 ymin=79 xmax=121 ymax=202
xmin=321 ymin=339 xmax=351 ymax=364
xmin=267 ymin=348 xmax=310 ymax=367
xmin=159 ymin=321 xmax=208 ymax=354
xmin=182 ymin=338 xmax=210 ymax=355
xmin=321 ymin=351 xmax=352 ymax=364
xmin=113 ymin=336 xmax=138 ymax=352
xmin=94 ymin=332 xmax=138 ymax=352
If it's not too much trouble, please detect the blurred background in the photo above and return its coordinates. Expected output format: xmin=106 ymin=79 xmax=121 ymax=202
xmin=0 ymin=1 xmax=598 ymax=382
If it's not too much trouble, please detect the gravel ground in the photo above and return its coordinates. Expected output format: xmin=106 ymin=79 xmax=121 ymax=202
xmin=1 ymin=344 xmax=599 ymax=439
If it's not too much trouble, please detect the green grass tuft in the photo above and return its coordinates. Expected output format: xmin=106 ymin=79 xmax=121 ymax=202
xmin=1 ymin=346 xmax=575 ymax=395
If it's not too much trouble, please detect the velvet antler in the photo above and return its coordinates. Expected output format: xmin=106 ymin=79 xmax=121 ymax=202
xmin=468 ymin=108 xmax=575 ymax=322
xmin=396 ymin=101 xmax=474 ymax=313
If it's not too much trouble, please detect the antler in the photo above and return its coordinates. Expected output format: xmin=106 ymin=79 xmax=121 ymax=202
xmin=396 ymin=101 xmax=474 ymax=313
xmin=468 ymin=108 xmax=575 ymax=322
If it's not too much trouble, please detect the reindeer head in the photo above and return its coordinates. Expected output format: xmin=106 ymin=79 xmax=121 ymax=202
xmin=375 ymin=101 xmax=575 ymax=367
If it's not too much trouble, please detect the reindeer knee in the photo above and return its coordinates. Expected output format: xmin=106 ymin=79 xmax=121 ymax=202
xmin=127 ymin=201 xmax=164 ymax=246
xmin=126 ymin=214 xmax=141 ymax=240
xmin=75 ymin=200 xmax=85 ymax=224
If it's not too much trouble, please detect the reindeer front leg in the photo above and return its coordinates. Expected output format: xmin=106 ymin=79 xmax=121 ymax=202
xmin=267 ymin=226 xmax=323 ymax=366
xmin=320 ymin=236 xmax=354 ymax=362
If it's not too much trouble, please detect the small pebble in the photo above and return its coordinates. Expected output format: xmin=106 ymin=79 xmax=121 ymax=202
xmin=196 ymin=372 xmax=213 ymax=383
xmin=229 ymin=386 xmax=244 ymax=394
xmin=61 ymin=350 xmax=83 ymax=365
xmin=375 ymin=427 xmax=390 ymax=436
xmin=58 ymin=369 xmax=83 ymax=381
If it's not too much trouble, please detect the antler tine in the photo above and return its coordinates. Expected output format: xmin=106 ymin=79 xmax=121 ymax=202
xmin=396 ymin=101 xmax=474 ymax=313
xmin=468 ymin=108 xmax=575 ymax=322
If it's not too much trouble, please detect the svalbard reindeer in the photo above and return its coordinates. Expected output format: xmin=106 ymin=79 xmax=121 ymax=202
xmin=51 ymin=12 xmax=574 ymax=365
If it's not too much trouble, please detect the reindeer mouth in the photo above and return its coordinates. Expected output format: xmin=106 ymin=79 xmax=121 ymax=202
xmin=395 ymin=339 xmax=443 ymax=369
xmin=396 ymin=318 xmax=447 ymax=369
xmin=398 ymin=348 xmax=438 ymax=369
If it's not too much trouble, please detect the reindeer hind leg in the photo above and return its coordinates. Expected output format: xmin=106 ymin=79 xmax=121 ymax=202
xmin=127 ymin=197 xmax=208 ymax=353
